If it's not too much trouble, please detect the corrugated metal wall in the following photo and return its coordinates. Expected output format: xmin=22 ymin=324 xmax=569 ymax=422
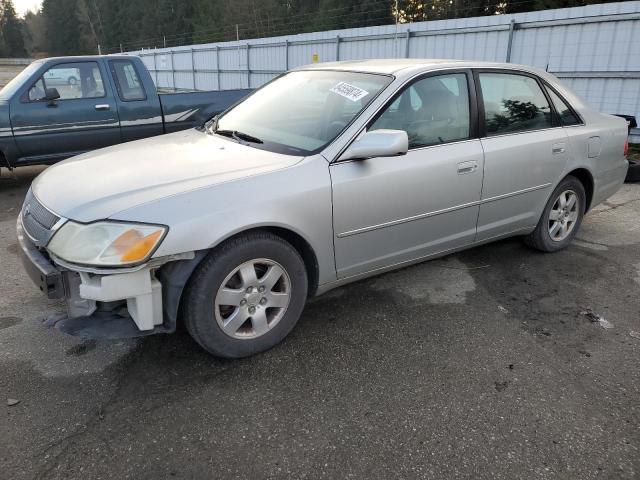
xmin=127 ymin=1 xmax=640 ymax=137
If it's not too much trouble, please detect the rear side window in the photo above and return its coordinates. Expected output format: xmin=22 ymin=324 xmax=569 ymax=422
xmin=479 ymin=73 xmax=552 ymax=136
xmin=545 ymin=86 xmax=582 ymax=126
xmin=371 ymin=73 xmax=470 ymax=148
xmin=110 ymin=60 xmax=146 ymax=101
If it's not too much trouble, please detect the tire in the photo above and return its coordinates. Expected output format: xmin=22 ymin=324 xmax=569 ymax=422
xmin=68 ymin=76 xmax=77 ymax=86
xmin=524 ymin=176 xmax=586 ymax=252
xmin=625 ymin=159 xmax=640 ymax=183
xmin=182 ymin=231 xmax=308 ymax=358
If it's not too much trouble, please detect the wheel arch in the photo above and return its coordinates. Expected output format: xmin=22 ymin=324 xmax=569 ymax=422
xmin=0 ymin=149 xmax=9 ymax=169
xmin=211 ymin=225 xmax=320 ymax=297
xmin=566 ymin=167 xmax=594 ymax=211
xmin=157 ymin=225 xmax=321 ymax=332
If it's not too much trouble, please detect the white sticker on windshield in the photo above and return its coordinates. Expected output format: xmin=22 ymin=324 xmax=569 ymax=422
xmin=330 ymin=82 xmax=369 ymax=102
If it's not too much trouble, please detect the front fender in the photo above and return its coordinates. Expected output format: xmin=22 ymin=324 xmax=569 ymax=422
xmin=110 ymin=155 xmax=337 ymax=286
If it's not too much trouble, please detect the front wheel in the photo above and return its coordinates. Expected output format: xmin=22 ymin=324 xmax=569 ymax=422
xmin=182 ymin=232 xmax=308 ymax=358
xmin=524 ymin=176 xmax=586 ymax=252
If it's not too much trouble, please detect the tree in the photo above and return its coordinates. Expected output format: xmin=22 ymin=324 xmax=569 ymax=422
xmin=23 ymin=10 xmax=46 ymax=56
xmin=0 ymin=0 xmax=27 ymax=57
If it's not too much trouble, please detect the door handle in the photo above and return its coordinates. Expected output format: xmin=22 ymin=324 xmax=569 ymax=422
xmin=95 ymin=104 xmax=110 ymax=110
xmin=457 ymin=160 xmax=478 ymax=175
xmin=552 ymin=143 xmax=566 ymax=155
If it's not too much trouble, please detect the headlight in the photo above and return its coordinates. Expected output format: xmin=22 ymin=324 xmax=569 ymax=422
xmin=47 ymin=221 xmax=167 ymax=267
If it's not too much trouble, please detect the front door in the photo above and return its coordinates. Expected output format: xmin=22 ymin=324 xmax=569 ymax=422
xmin=474 ymin=71 xmax=568 ymax=241
xmin=330 ymin=71 xmax=484 ymax=279
xmin=11 ymin=61 xmax=120 ymax=164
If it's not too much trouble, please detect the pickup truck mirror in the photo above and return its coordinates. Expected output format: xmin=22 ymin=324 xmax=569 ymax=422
xmin=340 ymin=129 xmax=409 ymax=161
xmin=45 ymin=88 xmax=61 ymax=104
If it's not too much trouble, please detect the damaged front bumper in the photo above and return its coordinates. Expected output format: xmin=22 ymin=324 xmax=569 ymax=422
xmin=17 ymin=217 xmax=198 ymax=339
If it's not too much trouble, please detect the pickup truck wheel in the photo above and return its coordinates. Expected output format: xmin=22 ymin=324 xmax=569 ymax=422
xmin=523 ymin=176 xmax=586 ymax=252
xmin=182 ymin=232 xmax=308 ymax=358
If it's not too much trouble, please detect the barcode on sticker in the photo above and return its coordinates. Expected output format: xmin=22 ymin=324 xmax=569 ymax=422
xmin=330 ymin=82 xmax=369 ymax=102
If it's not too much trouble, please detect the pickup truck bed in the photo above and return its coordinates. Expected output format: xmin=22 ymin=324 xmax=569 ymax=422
xmin=158 ymin=89 xmax=252 ymax=134
xmin=0 ymin=55 xmax=251 ymax=168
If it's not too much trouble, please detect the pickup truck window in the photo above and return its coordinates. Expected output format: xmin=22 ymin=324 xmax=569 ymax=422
xmin=28 ymin=78 xmax=47 ymax=101
xmin=30 ymin=62 xmax=105 ymax=101
xmin=110 ymin=60 xmax=146 ymax=101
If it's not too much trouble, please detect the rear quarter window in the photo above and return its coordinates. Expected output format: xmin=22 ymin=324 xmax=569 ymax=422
xmin=109 ymin=60 xmax=146 ymax=101
xmin=545 ymin=86 xmax=582 ymax=126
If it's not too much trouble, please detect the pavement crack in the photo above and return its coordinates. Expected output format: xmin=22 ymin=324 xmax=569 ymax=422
xmin=34 ymin=353 xmax=136 ymax=479
xmin=591 ymin=198 xmax=640 ymax=215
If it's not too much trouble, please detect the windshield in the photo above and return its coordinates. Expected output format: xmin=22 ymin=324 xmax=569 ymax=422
xmin=212 ymin=70 xmax=392 ymax=155
xmin=0 ymin=61 xmax=42 ymax=101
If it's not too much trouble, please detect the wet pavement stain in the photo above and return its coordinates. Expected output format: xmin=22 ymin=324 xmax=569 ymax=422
xmin=65 ymin=340 xmax=98 ymax=357
xmin=0 ymin=316 xmax=21 ymax=329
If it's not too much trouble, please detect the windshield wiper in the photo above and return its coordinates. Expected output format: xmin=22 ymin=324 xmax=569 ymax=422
xmin=203 ymin=115 xmax=219 ymax=134
xmin=214 ymin=129 xmax=264 ymax=145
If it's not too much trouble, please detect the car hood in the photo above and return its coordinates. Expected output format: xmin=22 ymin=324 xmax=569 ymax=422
xmin=32 ymin=129 xmax=304 ymax=222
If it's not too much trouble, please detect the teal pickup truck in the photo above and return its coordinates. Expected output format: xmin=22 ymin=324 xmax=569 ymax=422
xmin=0 ymin=55 xmax=251 ymax=169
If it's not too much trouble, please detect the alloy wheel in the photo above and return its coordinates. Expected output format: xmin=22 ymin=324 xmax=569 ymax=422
xmin=548 ymin=189 xmax=579 ymax=241
xmin=214 ymin=258 xmax=291 ymax=339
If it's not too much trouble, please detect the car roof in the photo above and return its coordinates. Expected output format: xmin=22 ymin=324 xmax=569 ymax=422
xmin=295 ymin=58 xmax=544 ymax=77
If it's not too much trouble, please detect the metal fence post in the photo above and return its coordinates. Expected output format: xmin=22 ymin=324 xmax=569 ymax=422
xmin=152 ymin=51 xmax=158 ymax=85
xmin=285 ymin=39 xmax=289 ymax=70
xmin=246 ymin=44 xmax=250 ymax=88
xmin=335 ymin=35 xmax=340 ymax=61
xmin=506 ymin=19 xmax=516 ymax=62
xmin=170 ymin=50 xmax=176 ymax=89
xmin=405 ymin=29 xmax=411 ymax=58
xmin=191 ymin=48 xmax=196 ymax=90
xmin=215 ymin=46 xmax=220 ymax=90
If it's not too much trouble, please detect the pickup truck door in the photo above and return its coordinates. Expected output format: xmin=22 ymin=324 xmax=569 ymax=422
xmin=10 ymin=60 xmax=121 ymax=164
xmin=107 ymin=58 xmax=164 ymax=142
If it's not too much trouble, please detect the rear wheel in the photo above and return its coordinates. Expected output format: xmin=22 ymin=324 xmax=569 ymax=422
xmin=182 ymin=232 xmax=308 ymax=358
xmin=524 ymin=176 xmax=586 ymax=252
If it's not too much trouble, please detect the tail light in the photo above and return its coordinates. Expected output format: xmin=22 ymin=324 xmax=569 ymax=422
xmin=624 ymin=137 xmax=629 ymax=157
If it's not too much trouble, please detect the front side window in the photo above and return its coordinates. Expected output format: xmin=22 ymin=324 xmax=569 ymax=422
xmin=110 ymin=60 xmax=145 ymax=101
xmin=35 ymin=62 xmax=105 ymax=100
xmin=370 ymin=73 xmax=470 ymax=148
xmin=213 ymin=70 xmax=392 ymax=155
xmin=479 ymin=73 xmax=552 ymax=135
xmin=546 ymin=87 xmax=582 ymax=126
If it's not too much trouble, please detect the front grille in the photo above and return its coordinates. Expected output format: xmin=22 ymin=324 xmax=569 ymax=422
xmin=21 ymin=189 xmax=61 ymax=247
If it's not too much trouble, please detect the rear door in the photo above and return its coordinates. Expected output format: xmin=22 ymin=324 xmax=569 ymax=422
xmin=474 ymin=70 xmax=568 ymax=241
xmin=11 ymin=60 xmax=121 ymax=163
xmin=331 ymin=70 xmax=484 ymax=278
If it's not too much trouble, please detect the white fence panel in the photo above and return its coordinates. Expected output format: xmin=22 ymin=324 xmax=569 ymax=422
xmin=125 ymin=1 xmax=640 ymax=138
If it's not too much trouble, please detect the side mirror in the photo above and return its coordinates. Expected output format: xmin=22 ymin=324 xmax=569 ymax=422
xmin=340 ymin=129 xmax=408 ymax=161
xmin=45 ymin=88 xmax=60 ymax=104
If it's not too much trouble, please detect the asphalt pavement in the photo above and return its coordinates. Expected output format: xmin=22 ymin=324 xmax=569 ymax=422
xmin=1 ymin=165 xmax=638 ymax=479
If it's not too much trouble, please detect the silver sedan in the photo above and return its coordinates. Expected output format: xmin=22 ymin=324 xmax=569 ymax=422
xmin=18 ymin=59 xmax=629 ymax=357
